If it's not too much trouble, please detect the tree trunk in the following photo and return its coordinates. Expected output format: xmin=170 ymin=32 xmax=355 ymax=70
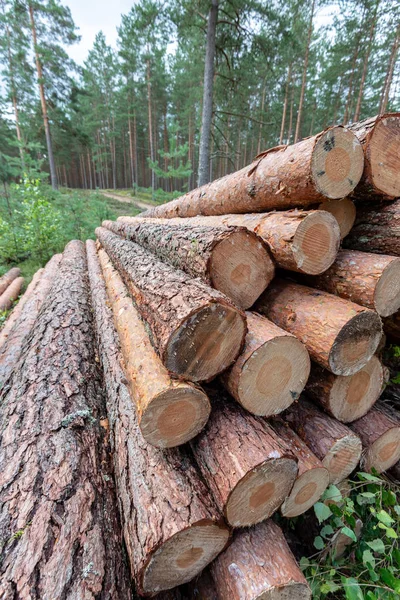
xmin=211 ymin=520 xmax=311 ymax=600
xmin=284 ymin=397 xmax=362 ymax=484
xmin=0 ymin=276 xmax=24 ymax=311
xmin=221 ymin=311 xmax=310 ymax=416
xmin=257 ymin=79 xmax=267 ymax=154
xmin=280 ymin=64 xmax=292 ymax=145
xmin=344 ymin=198 xmax=400 ymax=255
xmin=379 ymin=24 xmax=400 ymax=114
xmin=128 ymin=115 xmax=135 ymax=187
xmin=141 ymin=127 xmax=364 ymax=218
xmin=102 ymin=219 xmax=274 ymax=310
xmin=318 ymin=198 xmax=356 ymax=239
xmin=190 ymin=390 xmax=298 ymax=527
xmin=146 ymin=57 xmax=155 ymax=197
xmin=0 ymin=241 xmax=130 ymax=599
xmin=305 ymin=356 xmax=383 ymax=423
xmin=86 ymin=240 xmax=229 ymax=596
xmin=0 ymin=267 xmax=21 ymax=296
xmin=95 ymin=227 xmax=246 ymax=382
xmin=294 ymin=0 xmax=316 ymax=143
xmin=342 ymin=9 xmax=366 ymax=125
xmin=271 ymin=418 xmax=329 ymax=517
xmin=198 ymin=0 xmax=219 ymax=186
xmin=255 ymin=279 xmax=382 ymax=376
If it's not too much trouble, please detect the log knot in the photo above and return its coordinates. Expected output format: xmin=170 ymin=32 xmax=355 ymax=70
xmin=61 ymin=409 xmax=96 ymax=428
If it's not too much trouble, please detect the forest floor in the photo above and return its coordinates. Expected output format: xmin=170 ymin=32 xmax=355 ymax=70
xmin=99 ymin=190 xmax=154 ymax=211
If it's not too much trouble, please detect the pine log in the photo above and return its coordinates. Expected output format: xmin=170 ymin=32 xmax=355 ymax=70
xmin=256 ymin=279 xmax=382 ymax=376
xmin=344 ymin=198 xmax=400 ymax=256
xmin=305 ymin=356 xmax=383 ymax=423
xmin=0 ymin=255 xmax=61 ymax=391
xmin=221 ymin=311 xmax=310 ymax=416
xmin=210 ymin=520 xmax=311 ymax=600
xmin=0 ymin=276 xmax=24 ymax=311
xmin=284 ymin=398 xmax=362 ymax=484
xmin=0 ymin=266 xmax=21 ymax=295
xmin=318 ymin=198 xmax=356 ymax=239
xmin=96 ymin=227 xmax=246 ymax=382
xmin=271 ymin=418 xmax=330 ymax=517
xmin=140 ymin=127 xmax=364 ymax=218
xmin=304 ymin=249 xmax=400 ymax=317
xmin=350 ymin=403 xmax=400 ymax=473
xmin=86 ymin=240 xmax=230 ymax=596
xmin=384 ymin=309 xmax=400 ymax=341
xmin=0 ymin=241 xmax=131 ymax=599
xmin=349 ymin=113 xmax=400 ymax=198
xmin=102 ymin=219 xmax=274 ymax=310
xmin=98 ymin=247 xmax=210 ymax=448
xmin=190 ymin=391 xmax=298 ymax=527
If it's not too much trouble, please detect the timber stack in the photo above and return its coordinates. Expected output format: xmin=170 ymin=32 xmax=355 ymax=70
xmin=0 ymin=114 xmax=400 ymax=599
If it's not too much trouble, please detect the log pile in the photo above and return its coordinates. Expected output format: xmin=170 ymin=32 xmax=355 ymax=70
xmin=1 ymin=115 xmax=400 ymax=598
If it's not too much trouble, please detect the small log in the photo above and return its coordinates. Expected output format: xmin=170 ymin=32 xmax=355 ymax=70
xmin=0 ymin=266 xmax=20 ymax=295
xmin=344 ymin=198 xmax=400 ymax=256
xmin=256 ymin=279 xmax=382 ymax=376
xmin=87 ymin=240 xmax=230 ymax=596
xmin=318 ymin=198 xmax=356 ymax=239
xmin=98 ymin=247 xmax=210 ymax=448
xmin=384 ymin=310 xmax=400 ymax=341
xmin=350 ymin=403 xmax=400 ymax=473
xmin=210 ymin=520 xmax=311 ymax=600
xmin=305 ymin=356 xmax=384 ymax=423
xmin=96 ymin=227 xmax=246 ymax=382
xmin=349 ymin=112 xmax=400 ymax=198
xmin=141 ymin=127 xmax=364 ymax=218
xmin=271 ymin=418 xmax=330 ymax=518
xmin=284 ymin=397 xmax=362 ymax=484
xmin=0 ymin=276 xmax=24 ymax=311
xmin=221 ymin=311 xmax=310 ymax=416
xmin=190 ymin=391 xmax=298 ymax=527
xmin=304 ymin=249 xmax=400 ymax=317
xmin=102 ymin=219 xmax=274 ymax=310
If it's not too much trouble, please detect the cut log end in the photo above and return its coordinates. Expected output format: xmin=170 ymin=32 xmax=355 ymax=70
xmin=363 ymin=426 xmax=400 ymax=474
xmin=141 ymin=522 xmax=229 ymax=595
xmin=281 ymin=466 xmax=330 ymax=518
xmin=374 ymin=258 xmax=400 ymax=317
xmin=225 ymin=457 xmax=298 ymax=527
xmin=318 ymin=198 xmax=356 ymax=239
xmin=323 ymin=434 xmax=362 ymax=484
xmin=140 ymin=386 xmax=211 ymax=448
xmin=329 ymin=310 xmax=382 ymax=376
xmin=209 ymin=229 xmax=275 ymax=309
xmin=165 ymin=302 xmax=246 ymax=382
xmin=292 ymin=211 xmax=340 ymax=274
xmin=311 ymin=127 xmax=364 ymax=199
xmin=369 ymin=115 xmax=400 ymax=197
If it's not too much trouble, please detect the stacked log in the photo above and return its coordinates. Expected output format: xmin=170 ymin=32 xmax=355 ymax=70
xmin=0 ymin=266 xmax=21 ymax=295
xmin=317 ymin=198 xmax=356 ymax=239
xmin=344 ymin=199 xmax=400 ymax=256
xmin=0 ymin=275 xmax=24 ymax=311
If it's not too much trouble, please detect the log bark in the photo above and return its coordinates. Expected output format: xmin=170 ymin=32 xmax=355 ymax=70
xmin=102 ymin=218 xmax=274 ymax=310
xmin=318 ymin=198 xmax=356 ymax=239
xmin=303 ymin=249 xmax=400 ymax=317
xmin=96 ymin=227 xmax=246 ymax=382
xmin=86 ymin=240 xmax=230 ymax=596
xmin=190 ymin=390 xmax=298 ymax=527
xmin=350 ymin=403 xmax=400 ymax=473
xmin=349 ymin=112 xmax=400 ymax=199
xmin=271 ymin=418 xmax=330 ymax=517
xmin=0 ymin=266 xmax=21 ymax=295
xmin=98 ymin=247 xmax=210 ymax=448
xmin=344 ymin=199 xmax=400 ymax=256
xmin=140 ymin=127 xmax=364 ymax=218
xmin=255 ymin=279 xmax=382 ymax=376
xmin=284 ymin=397 xmax=362 ymax=484
xmin=0 ymin=241 xmax=130 ymax=599
xmin=384 ymin=309 xmax=400 ymax=341
xmin=210 ymin=520 xmax=311 ymax=600
xmin=305 ymin=356 xmax=383 ymax=423
xmin=0 ymin=276 xmax=24 ymax=311
xmin=221 ymin=311 xmax=310 ymax=416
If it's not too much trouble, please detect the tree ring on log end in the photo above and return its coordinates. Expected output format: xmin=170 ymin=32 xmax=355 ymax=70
xmin=165 ymin=302 xmax=246 ymax=382
xmin=140 ymin=386 xmax=211 ymax=448
xmin=362 ymin=427 xmax=400 ymax=474
xmin=328 ymin=310 xmax=382 ymax=376
xmin=369 ymin=116 xmax=400 ymax=197
xmin=311 ymin=127 xmax=364 ymax=199
xmin=225 ymin=457 xmax=298 ymax=527
xmin=292 ymin=211 xmax=340 ymax=274
xmin=254 ymin=582 xmax=312 ymax=600
xmin=374 ymin=258 xmax=400 ymax=317
xmin=209 ymin=230 xmax=275 ymax=309
xmin=142 ymin=521 xmax=229 ymax=594
xmin=318 ymin=198 xmax=356 ymax=240
xmin=238 ymin=335 xmax=310 ymax=416
xmin=323 ymin=434 xmax=362 ymax=484
xmin=281 ymin=467 xmax=330 ymax=518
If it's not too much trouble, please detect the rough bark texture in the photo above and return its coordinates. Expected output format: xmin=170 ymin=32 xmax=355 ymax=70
xmin=210 ymin=520 xmax=311 ymax=600
xmin=344 ymin=199 xmax=400 ymax=256
xmin=0 ymin=241 xmax=130 ymax=599
xmin=0 ymin=276 xmax=24 ymax=311
xmin=86 ymin=240 xmax=229 ymax=597
xmin=0 ymin=266 xmax=21 ymax=296
xmin=318 ymin=198 xmax=356 ymax=239
xmin=256 ymin=279 xmax=382 ymax=376
xmin=141 ymin=127 xmax=364 ymax=218
xmin=96 ymin=227 xmax=246 ymax=382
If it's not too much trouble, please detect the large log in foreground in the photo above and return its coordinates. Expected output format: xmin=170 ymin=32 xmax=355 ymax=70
xmin=0 ymin=266 xmax=21 ymax=295
xmin=318 ymin=198 xmax=356 ymax=239
xmin=98 ymin=247 xmax=210 ymax=448
xmin=96 ymin=227 xmax=246 ymax=382
xmin=87 ymin=240 xmax=230 ymax=596
xmin=0 ymin=275 xmax=24 ymax=311
xmin=211 ymin=520 xmax=311 ymax=600
xmin=221 ymin=311 xmax=310 ymax=416
xmin=0 ymin=241 xmax=131 ymax=599
xmin=141 ymin=127 xmax=364 ymax=218
xmin=344 ymin=199 xmax=400 ymax=256
xmin=256 ymin=279 xmax=382 ymax=376
xmin=102 ymin=219 xmax=274 ymax=309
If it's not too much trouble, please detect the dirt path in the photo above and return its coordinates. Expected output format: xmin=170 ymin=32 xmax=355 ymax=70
xmin=100 ymin=191 xmax=154 ymax=211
